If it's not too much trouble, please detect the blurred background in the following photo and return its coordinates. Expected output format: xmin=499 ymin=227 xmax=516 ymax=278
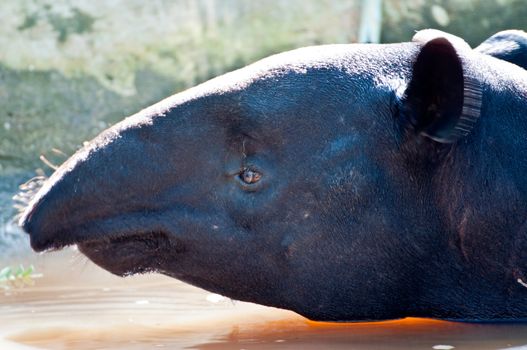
xmin=1 ymin=0 xmax=526 ymax=253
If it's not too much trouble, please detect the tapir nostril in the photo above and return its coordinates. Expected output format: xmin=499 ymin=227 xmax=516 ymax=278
xmin=18 ymin=208 xmax=35 ymax=235
xmin=15 ymin=175 xmax=49 ymax=235
xmin=17 ymin=194 xmax=47 ymax=235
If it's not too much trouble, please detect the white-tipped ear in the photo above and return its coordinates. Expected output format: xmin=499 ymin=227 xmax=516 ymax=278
xmin=412 ymin=29 xmax=471 ymax=51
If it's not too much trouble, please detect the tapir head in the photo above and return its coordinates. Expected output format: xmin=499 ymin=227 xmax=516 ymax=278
xmin=19 ymin=30 xmax=527 ymax=321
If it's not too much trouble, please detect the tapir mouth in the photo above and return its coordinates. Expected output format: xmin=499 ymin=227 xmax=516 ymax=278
xmin=28 ymin=216 xmax=185 ymax=276
xmin=25 ymin=209 xmax=178 ymax=253
xmin=77 ymin=231 xmax=183 ymax=276
xmin=22 ymin=201 xmax=211 ymax=276
xmin=23 ymin=205 xmax=201 ymax=276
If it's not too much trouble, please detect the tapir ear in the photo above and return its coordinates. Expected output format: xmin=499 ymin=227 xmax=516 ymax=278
xmin=402 ymin=30 xmax=482 ymax=143
xmin=475 ymin=30 xmax=527 ymax=70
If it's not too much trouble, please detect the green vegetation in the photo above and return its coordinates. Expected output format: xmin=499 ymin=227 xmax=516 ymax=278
xmin=0 ymin=265 xmax=40 ymax=290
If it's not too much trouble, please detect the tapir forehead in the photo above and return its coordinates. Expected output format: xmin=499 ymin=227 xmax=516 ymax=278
xmin=124 ymin=43 xmax=419 ymax=124
xmin=106 ymin=43 xmax=420 ymax=144
xmin=197 ymin=43 xmax=421 ymax=94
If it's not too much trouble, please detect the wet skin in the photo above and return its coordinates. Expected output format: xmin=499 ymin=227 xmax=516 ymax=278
xmin=19 ymin=30 xmax=527 ymax=322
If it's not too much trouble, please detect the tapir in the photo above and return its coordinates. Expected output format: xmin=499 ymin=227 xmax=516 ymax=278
xmin=18 ymin=29 xmax=527 ymax=322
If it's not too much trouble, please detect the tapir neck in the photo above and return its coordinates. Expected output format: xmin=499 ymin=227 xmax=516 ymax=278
xmin=417 ymin=65 xmax=527 ymax=320
xmin=483 ymin=76 xmax=527 ymax=197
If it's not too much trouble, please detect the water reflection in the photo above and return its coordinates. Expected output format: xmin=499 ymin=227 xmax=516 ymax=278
xmin=196 ymin=318 xmax=527 ymax=350
xmin=2 ymin=249 xmax=527 ymax=350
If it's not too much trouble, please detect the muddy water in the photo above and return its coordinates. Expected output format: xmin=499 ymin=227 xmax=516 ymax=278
xmin=2 ymin=249 xmax=527 ymax=350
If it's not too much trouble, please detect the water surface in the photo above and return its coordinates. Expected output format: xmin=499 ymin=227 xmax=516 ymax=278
xmin=2 ymin=249 xmax=527 ymax=350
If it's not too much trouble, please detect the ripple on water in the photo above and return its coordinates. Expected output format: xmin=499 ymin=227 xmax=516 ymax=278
xmin=2 ymin=250 xmax=527 ymax=350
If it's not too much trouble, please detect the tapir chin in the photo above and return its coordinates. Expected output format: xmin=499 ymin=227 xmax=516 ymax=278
xmin=18 ymin=29 xmax=527 ymax=322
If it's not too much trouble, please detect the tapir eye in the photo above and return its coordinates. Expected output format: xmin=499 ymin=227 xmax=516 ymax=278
xmin=238 ymin=168 xmax=262 ymax=185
